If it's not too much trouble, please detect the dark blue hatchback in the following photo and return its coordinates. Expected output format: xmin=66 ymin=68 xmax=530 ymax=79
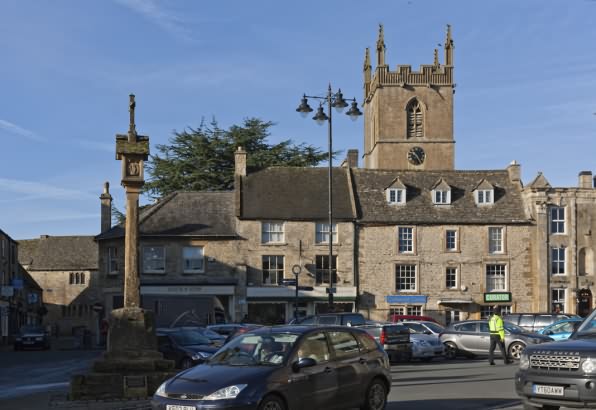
xmin=151 ymin=325 xmax=391 ymax=410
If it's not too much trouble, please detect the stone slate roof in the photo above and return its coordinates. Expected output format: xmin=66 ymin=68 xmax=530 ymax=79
xmin=18 ymin=236 xmax=98 ymax=270
xmin=352 ymin=169 xmax=529 ymax=224
xmin=19 ymin=265 xmax=43 ymax=291
xmin=240 ymin=167 xmax=356 ymax=220
xmin=96 ymin=191 xmax=237 ymax=240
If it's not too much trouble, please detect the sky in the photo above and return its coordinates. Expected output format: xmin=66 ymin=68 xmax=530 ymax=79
xmin=1 ymin=0 xmax=595 ymax=240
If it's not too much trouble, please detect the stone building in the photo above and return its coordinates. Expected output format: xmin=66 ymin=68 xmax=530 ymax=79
xmin=0 ymin=229 xmax=21 ymax=343
xmin=18 ymin=235 xmax=99 ymax=338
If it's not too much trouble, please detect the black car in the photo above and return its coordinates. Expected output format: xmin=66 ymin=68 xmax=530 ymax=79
xmin=157 ymin=328 xmax=219 ymax=369
xmin=361 ymin=322 xmax=412 ymax=362
xmin=152 ymin=325 xmax=391 ymax=410
xmin=14 ymin=325 xmax=50 ymax=350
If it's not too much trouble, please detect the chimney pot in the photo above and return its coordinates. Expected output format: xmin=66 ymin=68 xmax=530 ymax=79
xmin=579 ymin=171 xmax=592 ymax=189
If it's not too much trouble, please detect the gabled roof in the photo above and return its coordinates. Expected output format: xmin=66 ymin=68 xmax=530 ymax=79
xmin=473 ymin=179 xmax=494 ymax=191
xmin=385 ymin=177 xmax=407 ymax=190
xmin=18 ymin=236 xmax=98 ymax=271
xmin=352 ymin=169 xmax=529 ymax=224
xmin=240 ymin=167 xmax=356 ymax=221
xmin=527 ymin=172 xmax=551 ymax=190
xmin=431 ymin=178 xmax=451 ymax=191
xmin=96 ymin=191 xmax=237 ymax=240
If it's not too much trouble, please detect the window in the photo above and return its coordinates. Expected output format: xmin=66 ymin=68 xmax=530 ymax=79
xmin=488 ymin=227 xmax=504 ymax=254
xmin=296 ymin=332 xmax=330 ymax=363
xmin=328 ymin=331 xmax=360 ymax=359
xmin=551 ymin=247 xmax=566 ymax=275
xmin=455 ymin=322 xmax=477 ymax=332
xmin=262 ymin=222 xmax=284 ymax=244
xmin=445 ymin=230 xmax=458 ymax=251
xmin=476 ymin=190 xmax=493 ymax=205
xmin=262 ymin=255 xmax=284 ymax=285
xmin=315 ymin=223 xmax=338 ymax=244
xmin=183 ymin=246 xmax=204 ymax=273
xmin=480 ymin=305 xmax=511 ymax=319
xmin=486 ymin=264 xmax=507 ymax=292
xmin=107 ymin=247 xmax=118 ymax=274
xmin=550 ymin=207 xmax=565 ymax=234
xmin=69 ymin=272 xmax=74 ymax=285
xmin=80 ymin=272 xmax=85 ymax=285
xmin=407 ymin=306 xmax=422 ymax=315
xmin=143 ymin=246 xmax=166 ymax=273
xmin=315 ymin=255 xmax=337 ymax=284
xmin=446 ymin=267 xmax=457 ymax=289
xmin=387 ymin=188 xmax=406 ymax=205
xmin=398 ymin=227 xmax=414 ymax=253
xmin=433 ymin=190 xmax=450 ymax=204
xmin=395 ymin=264 xmax=417 ymax=292
xmin=407 ymin=99 xmax=424 ymax=138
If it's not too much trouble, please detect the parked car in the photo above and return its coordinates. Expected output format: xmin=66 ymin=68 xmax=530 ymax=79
xmin=516 ymin=308 xmax=596 ymax=409
xmin=504 ymin=312 xmax=579 ymax=333
xmin=151 ymin=325 xmax=391 ymax=410
xmin=207 ymin=323 xmax=261 ymax=337
xmin=536 ymin=317 xmax=583 ymax=341
xmin=400 ymin=320 xmax=445 ymax=336
xmin=220 ymin=324 xmax=264 ymax=345
xmin=13 ymin=325 xmax=51 ymax=351
xmin=401 ymin=322 xmax=445 ymax=361
xmin=171 ymin=326 xmax=227 ymax=347
xmin=361 ymin=322 xmax=412 ymax=362
xmin=389 ymin=314 xmax=440 ymax=324
xmin=156 ymin=328 xmax=219 ymax=369
xmin=291 ymin=312 xmax=367 ymax=327
xmin=440 ymin=320 xmax=553 ymax=360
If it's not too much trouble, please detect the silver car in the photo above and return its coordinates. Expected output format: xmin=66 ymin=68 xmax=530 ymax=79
xmin=440 ymin=320 xmax=553 ymax=360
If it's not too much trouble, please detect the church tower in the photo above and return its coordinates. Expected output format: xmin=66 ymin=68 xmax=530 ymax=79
xmin=363 ymin=25 xmax=455 ymax=170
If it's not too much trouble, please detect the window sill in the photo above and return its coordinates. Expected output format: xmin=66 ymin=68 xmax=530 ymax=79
xmin=260 ymin=242 xmax=288 ymax=246
xmin=142 ymin=271 xmax=166 ymax=275
xmin=183 ymin=271 xmax=205 ymax=275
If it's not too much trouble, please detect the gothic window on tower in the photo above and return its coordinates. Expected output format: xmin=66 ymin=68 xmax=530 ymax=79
xmin=406 ymin=99 xmax=424 ymax=138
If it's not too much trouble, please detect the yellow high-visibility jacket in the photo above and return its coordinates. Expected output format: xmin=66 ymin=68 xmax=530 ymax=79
xmin=489 ymin=314 xmax=505 ymax=341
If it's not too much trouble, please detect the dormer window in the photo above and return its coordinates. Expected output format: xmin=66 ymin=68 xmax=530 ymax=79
xmin=473 ymin=179 xmax=495 ymax=206
xmin=387 ymin=188 xmax=406 ymax=204
xmin=433 ymin=190 xmax=450 ymax=204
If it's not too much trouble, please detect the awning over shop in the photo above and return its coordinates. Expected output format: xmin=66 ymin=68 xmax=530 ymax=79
xmin=385 ymin=295 xmax=428 ymax=304
xmin=437 ymin=298 xmax=474 ymax=305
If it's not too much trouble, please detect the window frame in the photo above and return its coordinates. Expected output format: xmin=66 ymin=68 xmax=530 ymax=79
xmin=551 ymin=247 xmax=566 ymax=275
xmin=397 ymin=226 xmax=415 ymax=254
xmin=488 ymin=226 xmax=505 ymax=254
xmin=261 ymin=221 xmax=285 ymax=244
xmin=406 ymin=99 xmax=424 ymax=138
xmin=550 ymin=206 xmax=566 ymax=235
xmin=476 ymin=189 xmax=494 ymax=205
xmin=183 ymin=246 xmax=205 ymax=274
xmin=142 ymin=246 xmax=166 ymax=274
xmin=387 ymin=188 xmax=406 ymax=205
xmin=432 ymin=189 xmax=451 ymax=205
xmin=445 ymin=266 xmax=458 ymax=290
xmin=315 ymin=255 xmax=337 ymax=285
xmin=551 ymin=288 xmax=566 ymax=313
xmin=315 ymin=222 xmax=338 ymax=244
xmin=445 ymin=229 xmax=458 ymax=252
xmin=395 ymin=263 xmax=417 ymax=292
xmin=485 ymin=263 xmax=507 ymax=292
xmin=107 ymin=247 xmax=119 ymax=275
xmin=262 ymin=255 xmax=284 ymax=286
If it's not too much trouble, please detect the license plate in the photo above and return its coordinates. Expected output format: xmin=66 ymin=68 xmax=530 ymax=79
xmin=166 ymin=405 xmax=196 ymax=410
xmin=533 ymin=384 xmax=564 ymax=396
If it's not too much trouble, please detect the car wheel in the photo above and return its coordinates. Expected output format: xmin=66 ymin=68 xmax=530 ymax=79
xmin=508 ymin=342 xmax=526 ymax=360
xmin=180 ymin=357 xmax=194 ymax=369
xmin=360 ymin=378 xmax=387 ymax=410
xmin=444 ymin=342 xmax=457 ymax=360
xmin=258 ymin=394 xmax=286 ymax=410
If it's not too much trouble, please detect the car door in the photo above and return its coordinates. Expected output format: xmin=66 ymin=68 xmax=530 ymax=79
xmin=477 ymin=322 xmax=491 ymax=353
xmin=287 ymin=331 xmax=338 ymax=409
xmin=454 ymin=322 xmax=479 ymax=353
xmin=327 ymin=330 xmax=365 ymax=408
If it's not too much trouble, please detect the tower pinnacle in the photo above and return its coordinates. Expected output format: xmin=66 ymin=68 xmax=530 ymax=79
xmin=376 ymin=24 xmax=386 ymax=66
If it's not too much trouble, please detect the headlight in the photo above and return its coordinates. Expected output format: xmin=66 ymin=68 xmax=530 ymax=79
xmin=203 ymin=384 xmax=247 ymax=400
xmin=519 ymin=352 xmax=529 ymax=370
xmin=583 ymin=358 xmax=596 ymax=374
xmin=191 ymin=351 xmax=211 ymax=360
xmin=154 ymin=381 xmax=168 ymax=398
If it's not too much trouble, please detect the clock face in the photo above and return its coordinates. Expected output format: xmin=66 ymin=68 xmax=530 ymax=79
xmin=407 ymin=146 xmax=426 ymax=165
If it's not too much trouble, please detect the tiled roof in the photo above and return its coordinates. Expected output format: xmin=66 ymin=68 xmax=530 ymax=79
xmin=96 ymin=191 xmax=237 ymax=240
xmin=240 ymin=167 xmax=356 ymax=220
xmin=352 ymin=169 xmax=530 ymax=224
xmin=17 ymin=236 xmax=98 ymax=270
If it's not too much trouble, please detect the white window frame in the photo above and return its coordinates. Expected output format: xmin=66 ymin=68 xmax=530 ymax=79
xmin=183 ymin=246 xmax=204 ymax=273
xmin=261 ymin=222 xmax=285 ymax=244
xmin=395 ymin=264 xmax=417 ymax=292
xmin=486 ymin=263 xmax=507 ymax=292
xmin=107 ymin=247 xmax=119 ymax=275
xmin=398 ymin=227 xmax=414 ymax=253
xmin=262 ymin=255 xmax=284 ymax=286
xmin=446 ymin=266 xmax=458 ymax=289
xmin=550 ymin=207 xmax=566 ymax=234
xmin=488 ymin=227 xmax=504 ymax=254
xmin=433 ymin=189 xmax=451 ymax=205
xmin=143 ymin=246 xmax=166 ymax=274
xmin=407 ymin=306 xmax=422 ymax=315
xmin=552 ymin=288 xmax=566 ymax=312
xmin=551 ymin=247 xmax=566 ymax=275
xmin=445 ymin=229 xmax=458 ymax=252
xmin=476 ymin=189 xmax=494 ymax=205
xmin=387 ymin=188 xmax=406 ymax=205
xmin=315 ymin=223 xmax=338 ymax=244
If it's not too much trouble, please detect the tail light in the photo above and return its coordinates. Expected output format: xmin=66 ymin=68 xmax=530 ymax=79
xmin=380 ymin=329 xmax=386 ymax=345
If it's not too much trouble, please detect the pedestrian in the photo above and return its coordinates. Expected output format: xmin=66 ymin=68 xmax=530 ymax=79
xmin=488 ymin=305 xmax=511 ymax=365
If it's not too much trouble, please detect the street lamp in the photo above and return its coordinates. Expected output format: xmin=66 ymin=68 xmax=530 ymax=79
xmin=296 ymin=84 xmax=362 ymax=311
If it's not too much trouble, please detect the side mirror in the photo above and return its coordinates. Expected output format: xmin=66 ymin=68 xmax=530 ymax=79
xmin=292 ymin=357 xmax=317 ymax=372
xmin=544 ymin=330 xmax=553 ymax=336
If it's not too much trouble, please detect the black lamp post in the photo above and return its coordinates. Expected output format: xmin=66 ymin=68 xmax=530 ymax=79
xmin=296 ymin=85 xmax=362 ymax=311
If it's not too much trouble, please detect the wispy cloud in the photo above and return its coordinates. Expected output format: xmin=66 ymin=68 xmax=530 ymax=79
xmin=0 ymin=119 xmax=45 ymax=142
xmin=0 ymin=178 xmax=96 ymax=201
xmin=113 ymin=0 xmax=193 ymax=41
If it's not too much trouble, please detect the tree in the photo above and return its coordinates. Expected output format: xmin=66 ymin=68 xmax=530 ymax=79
xmin=143 ymin=118 xmax=330 ymax=198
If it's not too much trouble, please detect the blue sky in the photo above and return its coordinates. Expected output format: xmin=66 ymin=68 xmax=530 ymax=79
xmin=1 ymin=0 xmax=595 ymax=240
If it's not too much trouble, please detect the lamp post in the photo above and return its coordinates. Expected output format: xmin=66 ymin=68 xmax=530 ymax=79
xmin=296 ymin=85 xmax=362 ymax=311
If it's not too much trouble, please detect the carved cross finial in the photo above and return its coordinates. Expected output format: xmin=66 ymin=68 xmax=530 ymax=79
xmin=128 ymin=94 xmax=137 ymax=141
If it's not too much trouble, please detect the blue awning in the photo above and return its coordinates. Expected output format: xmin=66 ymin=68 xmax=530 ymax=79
xmin=385 ymin=295 xmax=428 ymax=304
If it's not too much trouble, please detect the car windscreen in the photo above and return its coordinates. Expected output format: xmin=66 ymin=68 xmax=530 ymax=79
xmin=209 ymin=333 xmax=300 ymax=366
xmin=423 ymin=322 xmax=445 ymax=333
xmin=402 ymin=323 xmax=427 ymax=333
xmin=504 ymin=322 xmax=525 ymax=334
xmin=170 ymin=330 xmax=212 ymax=346
xmin=20 ymin=325 xmax=44 ymax=334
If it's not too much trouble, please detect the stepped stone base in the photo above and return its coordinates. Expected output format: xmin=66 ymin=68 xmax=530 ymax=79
xmin=70 ymin=307 xmax=176 ymax=401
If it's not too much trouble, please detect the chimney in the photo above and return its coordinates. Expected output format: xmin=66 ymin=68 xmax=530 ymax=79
xmin=100 ymin=182 xmax=113 ymax=233
xmin=579 ymin=171 xmax=593 ymax=189
xmin=40 ymin=235 xmax=49 ymax=239
xmin=346 ymin=149 xmax=359 ymax=168
xmin=234 ymin=147 xmax=247 ymax=177
xmin=507 ymin=160 xmax=521 ymax=184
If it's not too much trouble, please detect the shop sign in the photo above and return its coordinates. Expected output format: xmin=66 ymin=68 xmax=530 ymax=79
xmin=484 ymin=292 xmax=512 ymax=303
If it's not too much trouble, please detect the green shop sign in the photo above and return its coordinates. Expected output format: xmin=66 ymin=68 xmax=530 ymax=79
xmin=484 ymin=292 xmax=512 ymax=303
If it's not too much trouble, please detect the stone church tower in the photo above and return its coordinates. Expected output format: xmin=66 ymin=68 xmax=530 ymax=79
xmin=363 ymin=25 xmax=455 ymax=170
